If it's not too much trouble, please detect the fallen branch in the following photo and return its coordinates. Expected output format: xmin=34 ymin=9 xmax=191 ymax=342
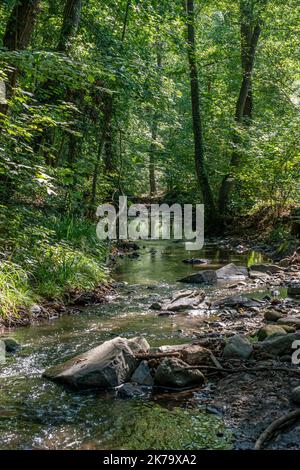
xmin=254 ymin=409 xmax=300 ymax=450
xmin=185 ymin=365 xmax=300 ymax=376
xmin=135 ymin=352 xmax=180 ymax=360
xmin=209 ymin=352 xmax=222 ymax=369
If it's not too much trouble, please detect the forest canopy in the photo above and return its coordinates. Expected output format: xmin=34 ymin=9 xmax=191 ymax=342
xmin=0 ymin=0 xmax=299 ymax=319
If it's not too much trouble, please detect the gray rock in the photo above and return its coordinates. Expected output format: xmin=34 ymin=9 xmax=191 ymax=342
xmin=127 ymin=337 xmax=150 ymax=354
xmin=161 ymin=289 xmax=205 ymax=311
xmin=131 ymin=360 xmax=153 ymax=385
xmin=2 ymin=338 xmax=21 ymax=353
xmin=264 ymin=310 xmax=283 ymax=322
xmin=288 ymin=284 xmax=300 ymax=296
xmin=291 ymin=385 xmax=300 ymax=404
xmin=213 ymin=295 xmax=261 ymax=309
xmin=216 ymin=263 xmax=248 ymax=280
xmin=249 ymin=264 xmax=283 ymax=275
xmin=178 ymin=270 xmax=217 ymax=285
xmin=257 ymin=332 xmax=300 ymax=356
xmin=149 ymin=302 xmax=162 ymax=310
xmin=257 ymin=325 xmax=287 ymax=341
xmin=180 ymin=345 xmax=212 ymax=365
xmin=43 ymin=336 xmax=148 ymax=390
xmin=29 ymin=304 xmax=42 ymax=317
xmin=277 ymin=316 xmax=300 ymax=329
xmin=223 ymin=335 xmax=253 ymax=360
xmin=154 ymin=358 xmax=205 ymax=388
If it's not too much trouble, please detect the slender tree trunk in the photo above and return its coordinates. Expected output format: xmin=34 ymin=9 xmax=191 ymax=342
xmin=91 ymin=95 xmax=113 ymax=207
xmin=149 ymin=38 xmax=162 ymax=196
xmin=0 ymin=0 xmax=40 ymax=115
xmin=149 ymin=117 xmax=158 ymax=195
xmin=218 ymin=0 xmax=262 ymax=218
xmin=186 ymin=0 xmax=217 ymax=224
xmin=38 ymin=0 xmax=82 ymax=165
xmin=57 ymin=0 xmax=82 ymax=53
xmin=90 ymin=1 xmax=131 ymax=208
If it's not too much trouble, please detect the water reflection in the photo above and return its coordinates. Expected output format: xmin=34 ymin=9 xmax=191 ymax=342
xmin=0 ymin=241 xmax=263 ymax=449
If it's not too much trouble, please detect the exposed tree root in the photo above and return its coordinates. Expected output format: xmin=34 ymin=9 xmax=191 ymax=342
xmin=185 ymin=365 xmax=300 ymax=376
xmin=135 ymin=352 xmax=180 ymax=360
xmin=254 ymin=409 xmax=300 ymax=449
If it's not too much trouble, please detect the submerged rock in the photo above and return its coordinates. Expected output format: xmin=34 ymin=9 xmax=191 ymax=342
xmin=118 ymin=383 xmax=151 ymax=399
xmin=43 ymin=336 xmax=149 ymax=390
xmin=257 ymin=332 xmax=300 ymax=356
xmin=2 ymin=338 xmax=21 ymax=353
xmin=223 ymin=335 xmax=253 ymax=360
xmin=182 ymin=258 xmax=210 ymax=264
xmin=158 ymin=311 xmax=175 ymax=316
xmin=257 ymin=325 xmax=287 ymax=341
xmin=154 ymin=357 xmax=205 ymax=388
xmin=131 ymin=360 xmax=153 ymax=386
xmin=178 ymin=270 xmax=217 ymax=285
xmin=149 ymin=302 xmax=162 ymax=310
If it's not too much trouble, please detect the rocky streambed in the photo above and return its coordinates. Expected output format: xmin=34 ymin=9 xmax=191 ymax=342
xmin=1 ymin=239 xmax=300 ymax=450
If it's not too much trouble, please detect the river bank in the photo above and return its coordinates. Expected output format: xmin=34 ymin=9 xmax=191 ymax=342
xmin=1 ymin=238 xmax=300 ymax=449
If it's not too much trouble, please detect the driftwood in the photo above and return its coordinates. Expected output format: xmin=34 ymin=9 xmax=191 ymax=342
xmin=254 ymin=409 xmax=300 ymax=449
xmin=135 ymin=351 xmax=180 ymax=360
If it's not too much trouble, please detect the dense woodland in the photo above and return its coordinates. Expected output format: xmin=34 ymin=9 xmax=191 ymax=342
xmin=0 ymin=0 xmax=299 ymax=320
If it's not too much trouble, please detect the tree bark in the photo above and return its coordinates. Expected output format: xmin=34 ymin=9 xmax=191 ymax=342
xmin=186 ymin=0 xmax=217 ymax=224
xmin=149 ymin=117 xmax=158 ymax=196
xmin=0 ymin=0 xmax=40 ymax=115
xmin=57 ymin=0 xmax=82 ymax=53
xmin=149 ymin=38 xmax=162 ymax=196
xmin=91 ymin=95 xmax=113 ymax=208
xmin=218 ymin=0 xmax=262 ymax=218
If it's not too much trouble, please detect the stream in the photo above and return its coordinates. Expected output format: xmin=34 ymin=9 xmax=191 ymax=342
xmin=0 ymin=240 xmax=266 ymax=450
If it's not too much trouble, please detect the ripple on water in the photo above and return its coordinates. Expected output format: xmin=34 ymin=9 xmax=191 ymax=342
xmin=1 ymin=241 xmax=263 ymax=449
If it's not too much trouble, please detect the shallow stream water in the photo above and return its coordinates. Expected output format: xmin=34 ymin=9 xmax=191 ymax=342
xmin=0 ymin=240 xmax=265 ymax=450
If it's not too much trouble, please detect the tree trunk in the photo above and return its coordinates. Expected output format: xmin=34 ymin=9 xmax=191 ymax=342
xmin=149 ymin=38 xmax=162 ymax=196
xmin=0 ymin=0 xmax=40 ymax=115
xmin=186 ymin=0 xmax=217 ymax=224
xmin=90 ymin=1 xmax=131 ymax=209
xmin=149 ymin=117 xmax=158 ymax=196
xmin=57 ymin=0 xmax=82 ymax=53
xmin=90 ymin=95 xmax=113 ymax=208
xmin=218 ymin=0 xmax=262 ymax=219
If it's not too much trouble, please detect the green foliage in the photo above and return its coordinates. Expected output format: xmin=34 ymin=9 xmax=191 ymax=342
xmin=267 ymin=225 xmax=292 ymax=244
xmin=0 ymin=207 xmax=108 ymax=317
xmin=0 ymin=0 xmax=299 ymax=317
xmin=0 ymin=260 xmax=33 ymax=318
